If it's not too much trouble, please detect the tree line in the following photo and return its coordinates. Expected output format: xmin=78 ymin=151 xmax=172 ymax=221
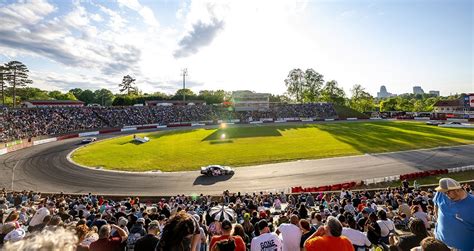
xmin=0 ymin=61 xmax=460 ymax=112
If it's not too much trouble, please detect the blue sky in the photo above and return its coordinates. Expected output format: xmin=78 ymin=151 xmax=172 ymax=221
xmin=0 ymin=0 xmax=472 ymax=96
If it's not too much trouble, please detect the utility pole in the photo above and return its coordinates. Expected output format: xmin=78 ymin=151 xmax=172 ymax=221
xmin=182 ymin=68 xmax=188 ymax=103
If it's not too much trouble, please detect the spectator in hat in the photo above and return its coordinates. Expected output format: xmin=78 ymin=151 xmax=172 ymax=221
xmin=127 ymin=217 xmax=148 ymax=251
xmin=276 ymin=214 xmax=301 ymax=251
xmin=210 ymin=219 xmax=245 ymax=251
xmin=304 ymin=216 xmax=354 ymax=251
xmin=433 ymin=178 xmax=474 ymax=251
xmin=251 ymin=219 xmax=282 ymax=251
xmin=134 ymin=220 xmax=160 ymax=251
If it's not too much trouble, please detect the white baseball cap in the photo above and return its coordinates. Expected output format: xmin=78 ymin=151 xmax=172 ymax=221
xmin=435 ymin=178 xmax=462 ymax=192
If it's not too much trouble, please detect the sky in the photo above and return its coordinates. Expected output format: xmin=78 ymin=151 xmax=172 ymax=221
xmin=0 ymin=0 xmax=472 ymax=97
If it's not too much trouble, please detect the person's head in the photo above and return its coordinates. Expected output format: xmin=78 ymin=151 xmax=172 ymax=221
xmin=5 ymin=211 xmax=19 ymax=222
xmin=435 ymin=178 xmax=467 ymax=201
xmin=299 ymin=219 xmax=311 ymax=231
xmin=221 ymin=219 xmax=233 ymax=234
xmin=232 ymin=224 xmax=245 ymax=238
xmin=148 ymin=220 xmax=160 ymax=235
xmin=75 ymin=224 xmax=89 ymax=241
xmin=257 ymin=219 xmax=270 ymax=234
xmin=136 ymin=217 xmax=145 ymax=226
xmin=324 ymin=216 xmax=343 ymax=237
xmin=377 ymin=210 xmax=387 ymax=220
xmin=158 ymin=211 xmax=197 ymax=250
xmin=408 ymin=218 xmax=428 ymax=238
xmin=369 ymin=212 xmax=378 ymax=222
xmin=290 ymin=214 xmax=299 ymax=225
xmin=420 ymin=237 xmax=450 ymax=251
xmin=2 ymin=228 xmax=77 ymax=251
xmin=98 ymin=224 xmax=111 ymax=239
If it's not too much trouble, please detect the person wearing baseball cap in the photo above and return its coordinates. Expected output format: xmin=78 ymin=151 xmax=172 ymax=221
xmin=133 ymin=220 xmax=160 ymax=251
xmin=433 ymin=178 xmax=474 ymax=251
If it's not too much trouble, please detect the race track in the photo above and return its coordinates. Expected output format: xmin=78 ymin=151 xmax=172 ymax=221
xmin=1 ymin=130 xmax=474 ymax=196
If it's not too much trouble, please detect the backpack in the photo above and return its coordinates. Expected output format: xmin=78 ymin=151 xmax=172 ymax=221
xmin=214 ymin=238 xmax=235 ymax=251
xmin=126 ymin=232 xmax=142 ymax=251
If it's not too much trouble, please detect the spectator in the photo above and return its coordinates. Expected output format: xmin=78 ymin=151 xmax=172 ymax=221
xmin=2 ymin=228 xmax=77 ymax=251
xmin=389 ymin=218 xmax=429 ymax=251
xmin=89 ymin=224 xmax=128 ymax=251
xmin=126 ymin=217 xmax=147 ymax=251
xmin=210 ymin=219 xmax=245 ymax=251
xmin=276 ymin=214 xmax=301 ymax=251
xmin=251 ymin=219 xmax=282 ymax=251
xmin=433 ymin=178 xmax=474 ymax=251
xmin=410 ymin=237 xmax=450 ymax=251
xmin=342 ymin=215 xmax=371 ymax=251
xmin=377 ymin=210 xmax=395 ymax=245
xmin=366 ymin=212 xmax=381 ymax=245
xmin=233 ymin=224 xmax=251 ymax=251
xmin=156 ymin=211 xmax=200 ymax=251
xmin=134 ymin=220 xmax=160 ymax=251
xmin=304 ymin=216 xmax=354 ymax=251
xmin=300 ymin=219 xmax=316 ymax=251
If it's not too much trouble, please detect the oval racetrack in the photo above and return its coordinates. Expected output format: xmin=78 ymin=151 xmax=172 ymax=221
xmin=1 ymin=131 xmax=474 ymax=196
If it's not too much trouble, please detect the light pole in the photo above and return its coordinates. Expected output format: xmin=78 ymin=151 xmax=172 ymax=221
xmin=182 ymin=68 xmax=188 ymax=103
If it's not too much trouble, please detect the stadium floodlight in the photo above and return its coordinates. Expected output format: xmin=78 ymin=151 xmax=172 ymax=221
xmin=181 ymin=68 xmax=188 ymax=102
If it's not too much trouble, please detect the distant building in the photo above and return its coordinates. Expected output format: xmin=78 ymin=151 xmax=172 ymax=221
xmin=413 ymin=86 xmax=425 ymax=95
xmin=231 ymin=90 xmax=270 ymax=111
xmin=21 ymin=100 xmax=84 ymax=108
xmin=429 ymin=90 xmax=440 ymax=97
xmin=377 ymin=85 xmax=395 ymax=98
xmin=432 ymin=93 xmax=474 ymax=120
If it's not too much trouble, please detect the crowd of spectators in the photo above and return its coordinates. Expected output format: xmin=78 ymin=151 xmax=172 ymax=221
xmin=0 ymin=178 xmax=472 ymax=250
xmin=0 ymin=103 xmax=337 ymax=143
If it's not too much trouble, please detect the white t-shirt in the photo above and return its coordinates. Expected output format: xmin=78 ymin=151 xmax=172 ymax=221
xmin=29 ymin=207 xmax=50 ymax=226
xmin=377 ymin=219 xmax=395 ymax=237
xmin=277 ymin=223 xmax=301 ymax=251
xmin=251 ymin=232 xmax=282 ymax=251
xmin=342 ymin=227 xmax=371 ymax=249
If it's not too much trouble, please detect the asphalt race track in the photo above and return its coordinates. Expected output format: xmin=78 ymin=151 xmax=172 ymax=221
xmin=1 ymin=130 xmax=474 ymax=196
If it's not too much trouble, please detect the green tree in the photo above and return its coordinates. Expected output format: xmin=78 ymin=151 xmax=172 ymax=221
xmin=269 ymin=94 xmax=292 ymax=103
xmin=173 ymin=88 xmax=196 ymax=100
xmin=349 ymin=84 xmax=374 ymax=112
xmin=119 ymin=75 xmax=136 ymax=95
xmin=198 ymin=90 xmax=226 ymax=104
xmin=395 ymin=96 xmax=414 ymax=111
xmin=285 ymin=69 xmax=305 ymax=103
xmin=112 ymin=95 xmax=134 ymax=106
xmin=69 ymin=88 xmax=83 ymax=100
xmin=17 ymin=87 xmax=49 ymax=101
xmin=302 ymin=69 xmax=324 ymax=102
xmin=78 ymin=89 xmax=95 ymax=104
xmin=94 ymin=89 xmax=114 ymax=106
xmin=320 ymin=80 xmax=346 ymax=105
xmin=5 ymin=61 xmax=33 ymax=107
xmin=380 ymin=98 xmax=398 ymax=112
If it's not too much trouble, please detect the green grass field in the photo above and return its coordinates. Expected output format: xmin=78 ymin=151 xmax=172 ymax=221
xmin=71 ymin=121 xmax=474 ymax=172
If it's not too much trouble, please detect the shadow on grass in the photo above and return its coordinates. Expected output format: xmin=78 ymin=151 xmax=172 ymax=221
xmin=316 ymin=122 xmax=474 ymax=171
xmin=193 ymin=174 xmax=233 ymax=185
xmin=202 ymin=127 xmax=283 ymax=141
xmin=209 ymin=140 xmax=234 ymax=144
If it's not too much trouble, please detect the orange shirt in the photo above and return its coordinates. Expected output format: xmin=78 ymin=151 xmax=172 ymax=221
xmin=210 ymin=234 xmax=246 ymax=251
xmin=304 ymin=235 xmax=354 ymax=251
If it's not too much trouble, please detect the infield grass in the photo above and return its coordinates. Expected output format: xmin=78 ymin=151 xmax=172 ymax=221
xmin=71 ymin=121 xmax=474 ymax=172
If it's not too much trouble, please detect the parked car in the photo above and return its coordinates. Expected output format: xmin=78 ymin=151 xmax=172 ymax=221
xmin=201 ymin=165 xmax=235 ymax=176
xmin=81 ymin=137 xmax=97 ymax=144
xmin=426 ymin=121 xmax=444 ymax=126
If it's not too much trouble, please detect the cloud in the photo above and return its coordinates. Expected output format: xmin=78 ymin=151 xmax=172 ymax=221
xmin=0 ymin=1 xmax=141 ymax=77
xmin=173 ymin=17 xmax=224 ymax=58
xmin=117 ymin=0 xmax=159 ymax=27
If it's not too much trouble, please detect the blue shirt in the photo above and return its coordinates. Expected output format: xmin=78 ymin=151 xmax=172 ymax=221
xmin=434 ymin=192 xmax=474 ymax=251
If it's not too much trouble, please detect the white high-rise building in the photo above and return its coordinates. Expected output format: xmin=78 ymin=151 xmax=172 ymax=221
xmin=413 ymin=86 xmax=425 ymax=95
xmin=377 ymin=85 xmax=395 ymax=98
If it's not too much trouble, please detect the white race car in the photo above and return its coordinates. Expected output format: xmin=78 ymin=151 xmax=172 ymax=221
xmin=81 ymin=137 xmax=97 ymax=144
xmin=200 ymin=165 xmax=235 ymax=176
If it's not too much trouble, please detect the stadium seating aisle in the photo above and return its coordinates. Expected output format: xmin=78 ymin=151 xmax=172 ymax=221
xmin=0 ymin=182 xmax=471 ymax=250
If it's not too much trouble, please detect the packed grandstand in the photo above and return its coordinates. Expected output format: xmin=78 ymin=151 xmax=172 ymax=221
xmin=0 ymin=103 xmax=337 ymax=143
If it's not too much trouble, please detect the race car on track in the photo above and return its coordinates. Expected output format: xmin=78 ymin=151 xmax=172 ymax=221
xmin=81 ymin=137 xmax=97 ymax=144
xmin=201 ymin=165 xmax=235 ymax=176
xmin=426 ymin=121 xmax=444 ymax=126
